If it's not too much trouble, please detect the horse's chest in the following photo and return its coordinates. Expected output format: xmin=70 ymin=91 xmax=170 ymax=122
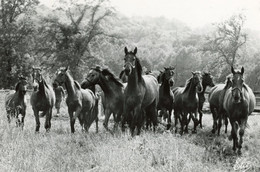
xmin=126 ymin=94 xmax=143 ymax=106
xmin=66 ymin=99 xmax=81 ymax=110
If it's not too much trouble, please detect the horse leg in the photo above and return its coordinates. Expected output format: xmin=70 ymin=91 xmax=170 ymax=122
xmin=103 ymin=108 xmax=112 ymax=131
xmin=229 ymin=120 xmax=239 ymax=152
xmin=238 ymin=116 xmax=248 ymax=155
xmin=95 ymin=116 xmax=99 ymax=133
xmin=182 ymin=112 xmax=188 ymax=134
xmin=211 ymin=106 xmax=217 ymax=134
xmin=130 ymin=115 xmax=136 ymax=137
xmin=217 ymin=112 xmax=222 ymax=136
xmin=33 ymin=109 xmax=40 ymax=132
xmin=136 ymin=107 xmax=144 ymax=135
xmin=68 ymin=108 xmax=75 ymax=133
xmin=224 ymin=113 xmax=228 ymax=134
xmin=198 ymin=108 xmax=203 ymax=128
xmin=21 ymin=109 xmax=26 ymax=129
xmin=174 ymin=110 xmax=179 ymax=133
xmin=167 ymin=109 xmax=172 ymax=130
xmin=44 ymin=109 xmax=52 ymax=132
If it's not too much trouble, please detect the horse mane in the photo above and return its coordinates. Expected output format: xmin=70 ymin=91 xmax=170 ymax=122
xmin=74 ymin=81 xmax=81 ymax=90
xmin=119 ymin=70 xmax=125 ymax=79
xmin=101 ymin=69 xmax=124 ymax=87
xmin=15 ymin=82 xmax=20 ymax=92
xmin=183 ymin=77 xmax=193 ymax=93
xmin=243 ymin=83 xmax=249 ymax=92
xmin=43 ymin=79 xmax=49 ymax=89
xmin=134 ymin=57 xmax=143 ymax=82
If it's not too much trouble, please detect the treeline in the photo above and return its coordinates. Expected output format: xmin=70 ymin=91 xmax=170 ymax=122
xmin=0 ymin=0 xmax=260 ymax=89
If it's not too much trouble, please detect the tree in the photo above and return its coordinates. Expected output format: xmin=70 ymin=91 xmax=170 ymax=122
xmin=203 ymin=14 xmax=247 ymax=68
xmin=36 ymin=0 xmax=118 ymax=80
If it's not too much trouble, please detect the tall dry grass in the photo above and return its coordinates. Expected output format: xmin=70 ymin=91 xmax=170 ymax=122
xmin=0 ymin=92 xmax=259 ymax=172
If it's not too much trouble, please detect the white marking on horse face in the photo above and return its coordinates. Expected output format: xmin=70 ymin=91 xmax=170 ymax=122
xmin=58 ymin=71 xmax=61 ymax=74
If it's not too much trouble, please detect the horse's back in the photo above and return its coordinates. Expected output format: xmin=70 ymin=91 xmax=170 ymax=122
xmin=244 ymin=84 xmax=256 ymax=114
xmin=208 ymin=84 xmax=225 ymax=107
xmin=81 ymin=88 xmax=96 ymax=110
xmin=142 ymin=75 xmax=159 ymax=107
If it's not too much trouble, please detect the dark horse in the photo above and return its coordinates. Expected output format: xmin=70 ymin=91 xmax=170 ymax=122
xmin=198 ymin=72 xmax=215 ymax=128
xmin=157 ymin=67 xmax=175 ymax=129
xmin=54 ymin=67 xmax=98 ymax=133
xmin=172 ymin=72 xmax=202 ymax=134
xmin=223 ymin=67 xmax=255 ymax=154
xmin=208 ymin=75 xmax=232 ymax=135
xmin=30 ymin=67 xmax=56 ymax=132
xmin=122 ymin=47 xmax=159 ymax=136
xmin=5 ymin=76 xmax=28 ymax=127
xmin=81 ymin=66 xmax=124 ymax=132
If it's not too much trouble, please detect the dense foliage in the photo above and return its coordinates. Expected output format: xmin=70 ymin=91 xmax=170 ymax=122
xmin=0 ymin=0 xmax=260 ymax=89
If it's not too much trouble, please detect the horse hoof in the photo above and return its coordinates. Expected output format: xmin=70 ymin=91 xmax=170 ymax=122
xmin=228 ymin=135 xmax=233 ymax=141
xmin=211 ymin=129 xmax=215 ymax=134
xmin=192 ymin=130 xmax=197 ymax=134
xmin=237 ymin=150 xmax=242 ymax=156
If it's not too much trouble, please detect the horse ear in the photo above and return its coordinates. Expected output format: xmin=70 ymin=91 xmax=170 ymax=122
xmin=191 ymin=71 xmax=195 ymax=75
xmin=65 ymin=66 xmax=69 ymax=71
xmin=133 ymin=47 xmax=137 ymax=55
xmin=124 ymin=47 xmax=128 ymax=54
xmin=241 ymin=67 xmax=244 ymax=75
xmin=231 ymin=66 xmax=235 ymax=74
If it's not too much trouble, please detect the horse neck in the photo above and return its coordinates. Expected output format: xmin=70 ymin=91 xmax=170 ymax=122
xmin=127 ymin=67 xmax=142 ymax=89
xmin=185 ymin=79 xmax=197 ymax=98
xmin=16 ymin=90 xmax=25 ymax=100
xmin=199 ymin=82 xmax=207 ymax=96
xmin=99 ymin=76 xmax=121 ymax=96
xmin=38 ymin=80 xmax=46 ymax=94
xmin=88 ymin=85 xmax=96 ymax=94
xmin=161 ymin=79 xmax=171 ymax=94
xmin=64 ymin=74 xmax=76 ymax=96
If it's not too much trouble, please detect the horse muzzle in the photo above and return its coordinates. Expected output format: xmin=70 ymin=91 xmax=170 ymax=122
xmin=169 ymin=79 xmax=174 ymax=87
xmin=124 ymin=68 xmax=131 ymax=76
xmin=81 ymin=80 xmax=91 ymax=89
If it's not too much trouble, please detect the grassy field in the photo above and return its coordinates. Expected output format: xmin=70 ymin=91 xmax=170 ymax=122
xmin=0 ymin=92 xmax=260 ymax=172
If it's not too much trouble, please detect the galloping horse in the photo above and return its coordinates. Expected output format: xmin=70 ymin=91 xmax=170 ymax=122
xmin=208 ymin=75 xmax=232 ymax=135
xmin=223 ymin=67 xmax=255 ymax=154
xmin=5 ymin=76 xmax=28 ymax=127
xmin=81 ymin=66 xmax=124 ymax=132
xmin=198 ymin=72 xmax=215 ymax=128
xmin=157 ymin=67 xmax=175 ymax=129
xmin=30 ymin=67 xmax=55 ymax=132
xmin=122 ymin=47 xmax=159 ymax=136
xmin=172 ymin=72 xmax=202 ymax=134
xmin=54 ymin=67 xmax=98 ymax=133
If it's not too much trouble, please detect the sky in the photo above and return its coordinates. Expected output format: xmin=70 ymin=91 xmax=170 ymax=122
xmin=40 ymin=0 xmax=260 ymax=31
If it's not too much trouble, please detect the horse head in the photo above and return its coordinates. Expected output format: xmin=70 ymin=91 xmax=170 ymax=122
xmin=124 ymin=47 xmax=138 ymax=76
xmin=54 ymin=66 xmax=69 ymax=86
xmin=32 ymin=67 xmax=42 ymax=89
xmin=202 ymin=72 xmax=215 ymax=87
xmin=81 ymin=66 xmax=102 ymax=89
xmin=15 ymin=76 xmax=28 ymax=96
xmin=191 ymin=71 xmax=203 ymax=93
xmin=163 ymin=67 xmax=175 ymax=87
xmin=231 ymin=66 xmax=244 ymax=103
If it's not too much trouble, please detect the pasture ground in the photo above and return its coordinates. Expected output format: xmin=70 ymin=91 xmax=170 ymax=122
xmin=0 ymin=92 xmax=260 ymax=172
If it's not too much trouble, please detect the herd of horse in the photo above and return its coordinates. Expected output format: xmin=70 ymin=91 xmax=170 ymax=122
xmin=4 ymin=47 xmax=256 ymax=154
